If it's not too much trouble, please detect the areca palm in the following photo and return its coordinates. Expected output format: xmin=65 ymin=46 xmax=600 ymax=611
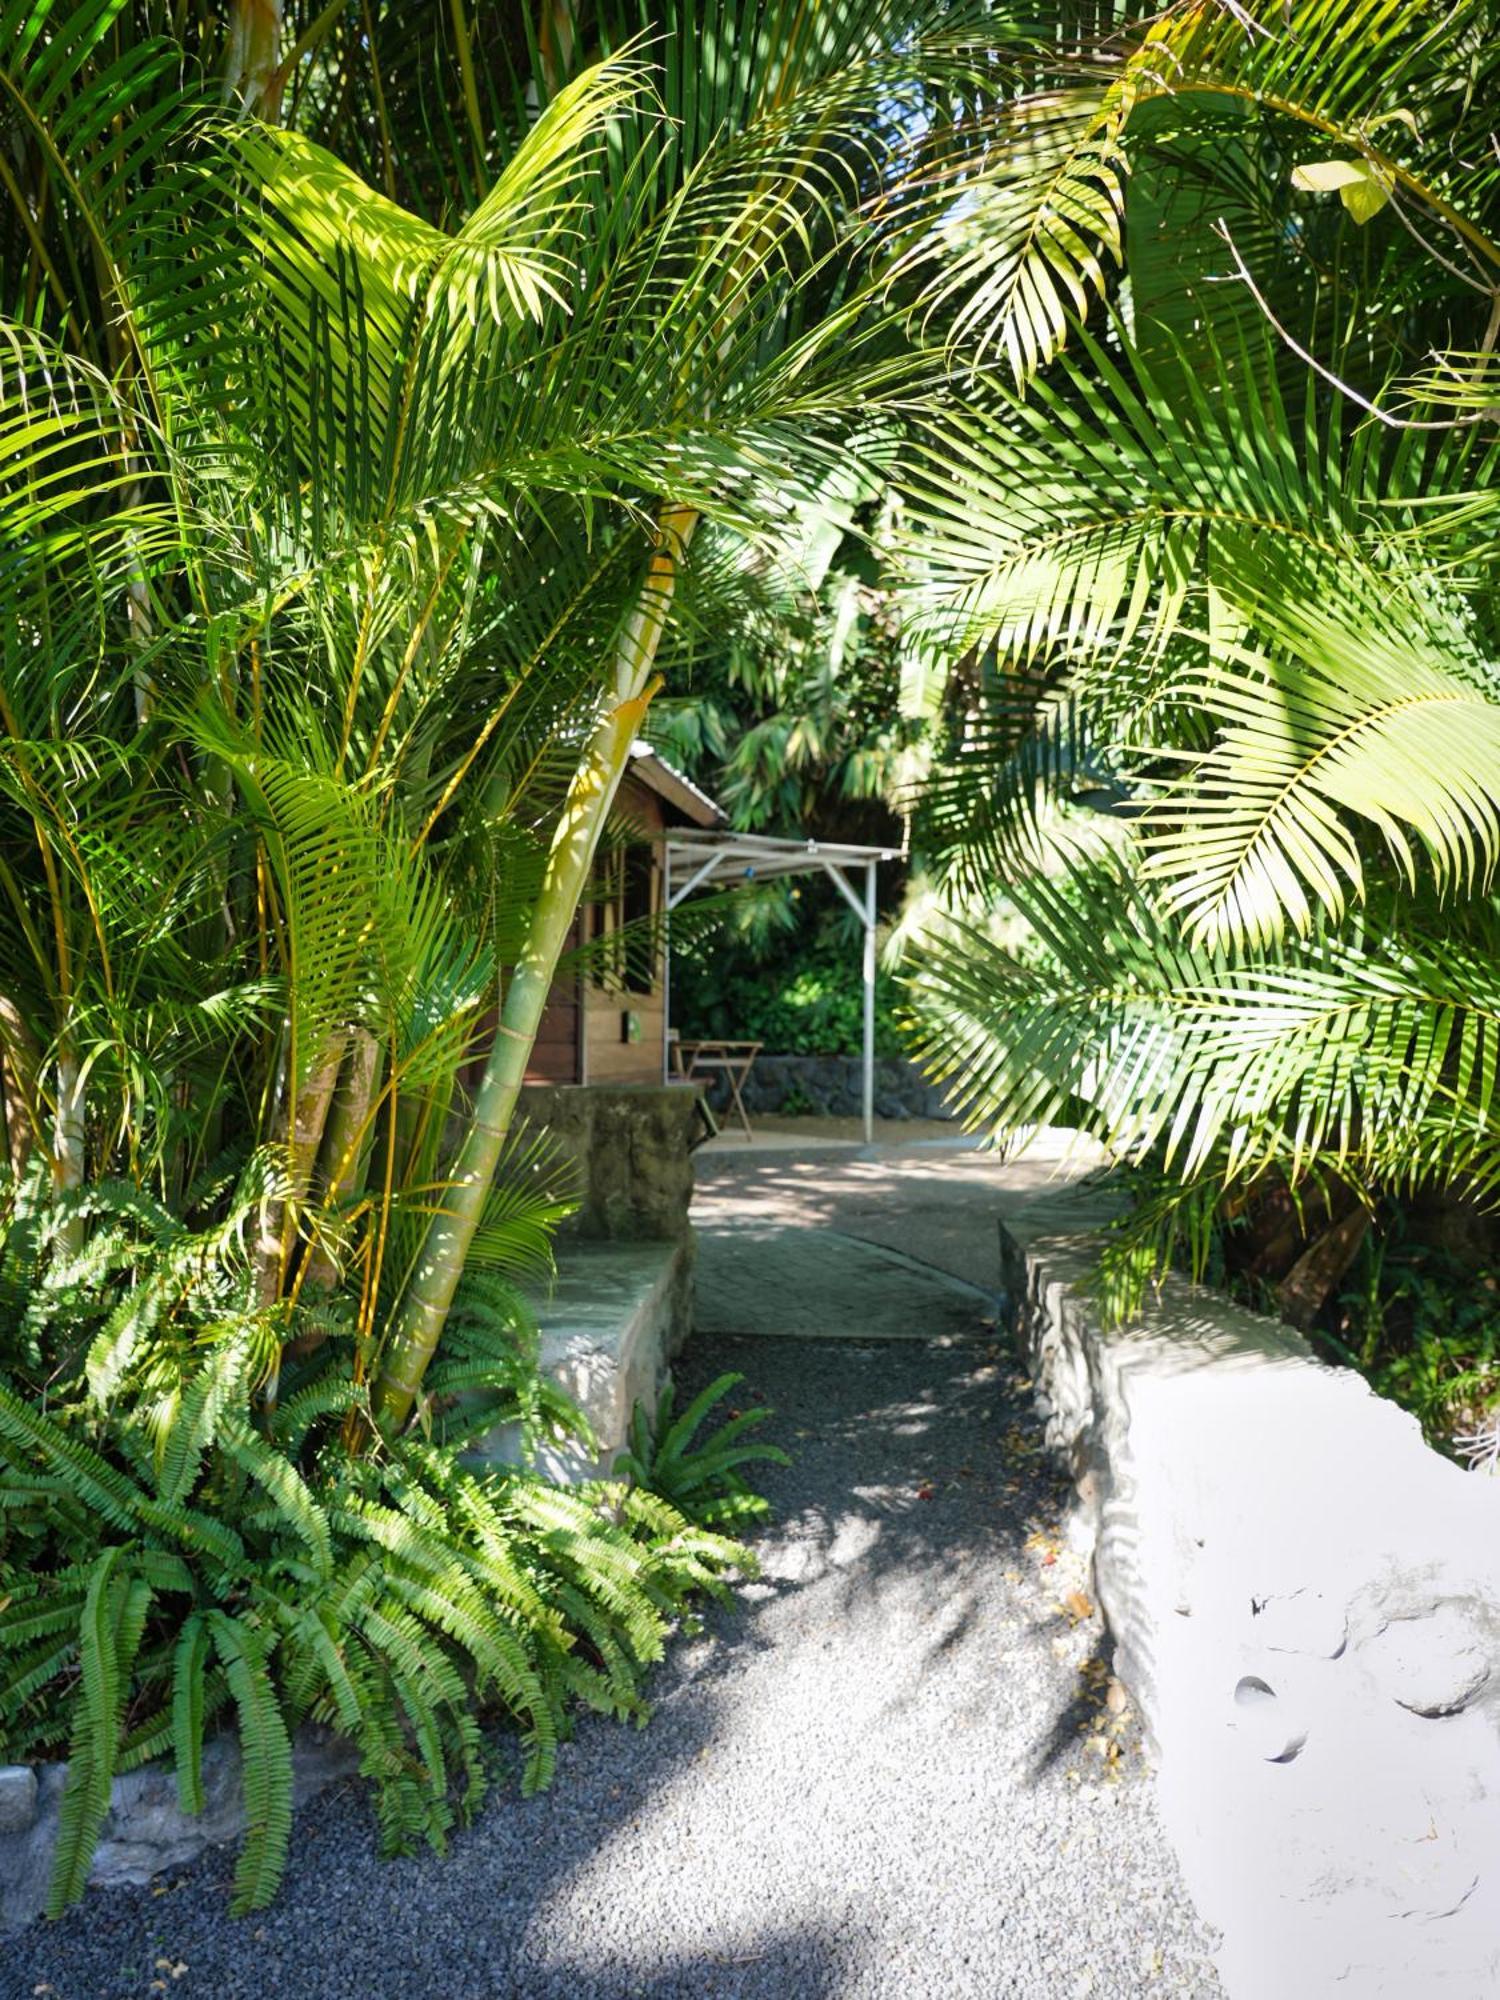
xmin=7 ymin=0 xmax=1104 ymax=1907
xmin=900 ymin=0 xmax=1500 ymax=1295
xmin=11 ymin=0 xmax=1115 ymax=1426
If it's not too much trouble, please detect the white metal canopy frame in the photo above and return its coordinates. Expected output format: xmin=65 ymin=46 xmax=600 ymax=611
xmin=659 ymin=829 xmax=899 ymax=1143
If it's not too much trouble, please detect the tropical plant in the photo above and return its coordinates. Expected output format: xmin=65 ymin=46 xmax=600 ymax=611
xmin=7 ymin=0 xmax=1135 ymax=1919
xmin=0 ymin=0 xmax=959 ymax=1428
xmin=672 ymin=934 xmax=909 ymax=1059
xmin=0 ymin=1167 xmax=756 ymax=1913
xmin=614 ymin=1372 xmax=788 ymax=1531
xmin=900 ymin=0 xmax=1500 ymax=1338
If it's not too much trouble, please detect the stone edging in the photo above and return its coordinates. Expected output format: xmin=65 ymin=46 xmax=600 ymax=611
xmin=734 ymin=1053 xmax=955 ymax=1122
xmin=1 ymin=1728 xmax=358 ymax=1932
xmin=1001 ymin=1206 xmax=1500 ymax=2000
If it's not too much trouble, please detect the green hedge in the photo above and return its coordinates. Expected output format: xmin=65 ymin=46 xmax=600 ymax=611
xmin=674 ymin=942 xmax=906 ymax=1058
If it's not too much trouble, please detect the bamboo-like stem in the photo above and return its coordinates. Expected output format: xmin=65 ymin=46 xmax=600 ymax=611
xmin=371 ymin=504 xmax=697 ymax=1432
xmin=0 ymin=997 xmax=42 ymax=1177
xmin=253 ymin=1031 xmax=344 ymax=1309
xmin=301 ymin=1026 xmax=383 ymax=1295
xmin=223 ymin=0 xmax=287 ymax=118
xmin=52 ymin=1044 xmax=85 ymax=1248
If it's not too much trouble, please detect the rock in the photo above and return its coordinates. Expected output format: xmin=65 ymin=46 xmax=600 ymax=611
xmin=0 ymin=1729 xmax=357 ymax=1931
xmin=516 ymin=1083 xmax=697 ymax=1242
xmin=0 ymin=1768 xmax=36 ymax=1836
xmin=1251 ymin=1588 xmax=1348 ymax=1660
xmin=1007 ymin=1186 xmax=1500 ymax=1999
xmin=734 ymin=1053 xmax=958 ymax=1121
xmin=1364 ymin=1604 xmax=1493 ymax=1717
xmin=467 ymin=1238 xmax=693 ymax=1483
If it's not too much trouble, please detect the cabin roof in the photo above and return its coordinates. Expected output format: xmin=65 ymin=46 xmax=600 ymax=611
xmin=627 ymin=740 xmax=726 ymax=829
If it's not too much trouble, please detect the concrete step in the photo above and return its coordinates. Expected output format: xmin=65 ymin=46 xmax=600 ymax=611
xmin=468 ymin=1238 xmax=693 ymax=1482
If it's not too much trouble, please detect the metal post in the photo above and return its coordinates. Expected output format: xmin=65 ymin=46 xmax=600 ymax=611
xmin=862 ymin=857 xmax=876 ymax=1145
xmin=661 ymin=846 xmax=672 ymax=1083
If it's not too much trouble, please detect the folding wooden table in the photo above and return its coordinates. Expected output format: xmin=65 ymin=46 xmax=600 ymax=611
xmin=674 ymin=1038 xmax=763 ymax=1140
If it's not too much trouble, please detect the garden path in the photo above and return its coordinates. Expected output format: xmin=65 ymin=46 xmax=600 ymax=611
xmin=11 ymin=1133 xmax=1222 ymax=2000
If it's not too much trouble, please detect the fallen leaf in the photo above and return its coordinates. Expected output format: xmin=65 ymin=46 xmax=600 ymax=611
xmin=1064 ymin=1589 xmax=1093 ymax=1622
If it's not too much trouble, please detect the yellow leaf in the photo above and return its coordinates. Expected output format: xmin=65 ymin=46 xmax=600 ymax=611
xmin=1290 ymin=159 xmax=1392 ymax=225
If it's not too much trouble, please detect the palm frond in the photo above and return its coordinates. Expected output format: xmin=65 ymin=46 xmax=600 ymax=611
xmin=1143 ymin=563 xmax=1500 ymax=948
xmin=881 ymin=87 xmax=1126 ymax=385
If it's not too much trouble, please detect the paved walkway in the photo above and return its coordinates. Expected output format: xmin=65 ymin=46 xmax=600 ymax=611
xmin=11 ymin=1135 xmax=1221 ymax=2000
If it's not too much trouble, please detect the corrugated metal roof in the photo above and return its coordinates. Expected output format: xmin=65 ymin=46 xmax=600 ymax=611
xmin=628 ymin=740 xmax=726 ymax=829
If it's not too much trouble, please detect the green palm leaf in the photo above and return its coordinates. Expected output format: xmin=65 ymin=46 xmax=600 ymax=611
xmin=1145 ymin=570 xmax=1500 ymax=948
xmin=883 ymin=89 xmax=1126 ymax=385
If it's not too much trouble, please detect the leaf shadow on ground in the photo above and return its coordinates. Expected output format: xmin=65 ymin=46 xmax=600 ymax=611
xmin=10 ymin=1328 xmax=1163 ymax=2000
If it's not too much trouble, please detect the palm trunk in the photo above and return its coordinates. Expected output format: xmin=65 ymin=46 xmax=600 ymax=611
xmin=371 ymin=505 xmax=696 ymax=1432
xmin=223 ymin=0 xmax=286 ymax=118
xmin=254 ymin=1032 xmax=344 ymax=1308
xmin=301 ymin=1026 xmax=383 ymax=1294
xmin=0 ymin=998 xmax=41 ymax=1178
xmin=53 ymin=1041 xmax=85 ymax=1253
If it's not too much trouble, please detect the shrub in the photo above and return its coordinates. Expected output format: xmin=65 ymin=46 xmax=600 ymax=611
xmin=0 ymin=1174 xmax=759 ymax=1916
xmin=675 ymin=940 xmax=906 ymax=1058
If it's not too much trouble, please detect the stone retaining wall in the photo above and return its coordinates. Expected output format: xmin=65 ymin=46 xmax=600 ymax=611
xmin=0 ymin=1730 xmax=356 ymax=1932
xmin=732 ymin=1053 xmax=955 ymax=1121
xmin=470 ymin=1237 xmax=692 ymax=1483
xmin=516 ymin=1083 xmax=698 ymax=1240
xmin=1001 ymin=1202 xmax=1500 ymax=1999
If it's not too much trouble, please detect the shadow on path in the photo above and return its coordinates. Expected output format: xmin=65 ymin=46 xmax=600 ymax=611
xmin=10 ymin=1166 xmax=1219 ymax=2000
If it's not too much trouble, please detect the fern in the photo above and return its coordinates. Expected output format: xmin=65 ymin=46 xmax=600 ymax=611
xmin=170 ymin=1614 xmax=212 ymax=1816
xmin=209 ymin=1613 xmax=295 ymax=1915
xmin=0 ymin=1150 xmax=770 ymax=1919
xmin=614 ymin=1373 xmax=787 ymax=1530
xmin=219 ymin=1418 xmax=333 ymax=1580
xmin=47 ymin=1552 xmax=150 ymax=1916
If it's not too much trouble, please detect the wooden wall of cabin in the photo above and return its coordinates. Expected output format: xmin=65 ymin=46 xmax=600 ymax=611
xmin=582 ymin=774 xmax=667 ymax=1086
xmin=525 ymin=915 xmax=582 ymax=1085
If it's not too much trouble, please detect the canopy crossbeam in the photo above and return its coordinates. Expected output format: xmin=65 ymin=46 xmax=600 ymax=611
xmin=659 ymin=830 xmax=898 ymax=1144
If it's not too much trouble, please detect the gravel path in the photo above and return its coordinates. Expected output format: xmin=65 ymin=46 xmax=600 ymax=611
xmin=10 ymin=1167 xmax=1222 ymax=2000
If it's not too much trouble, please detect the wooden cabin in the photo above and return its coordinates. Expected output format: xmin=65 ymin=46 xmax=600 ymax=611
xmin=525 ymin=743 xmax=725 ymax=1087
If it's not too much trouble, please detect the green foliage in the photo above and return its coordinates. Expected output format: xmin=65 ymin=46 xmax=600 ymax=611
xmin=902 ymin=0 xmax=1500 ymax=1282
xmin=1323 ymin=1230 xmax=1500 ymax=1453
xmin=674 ymin=934 xmax=906 ymax=1058
xmin=0 ymin=1174 xmax=761 ymax=1917
xmin=6 ymin=0 xmax=1095 ymax=1923
xmin=615 ymin=1373 xmax=789 ymax=1532
xmin=1093 ymin=1169 xmax=1500 ymax=1461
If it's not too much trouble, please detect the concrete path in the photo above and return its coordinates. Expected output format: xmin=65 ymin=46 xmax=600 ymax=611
xmin=10 ymin=1133 xmax=1220 ymax=2000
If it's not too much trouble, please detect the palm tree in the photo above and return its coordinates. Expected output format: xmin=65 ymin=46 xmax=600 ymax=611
xmin=10 ymin=0 xmax=1124 ymax=1424
xmin=899 ymin=0 xmax=1500 ymax=1307
xmin=6 ymin=0 xmax=1077 ymax=1909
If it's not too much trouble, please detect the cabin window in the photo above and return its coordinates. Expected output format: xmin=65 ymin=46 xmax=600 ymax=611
xmin=590 ymin=844 xmax=656 ymax=994
xmin=622 ymin=845 xmax=655 ymax=990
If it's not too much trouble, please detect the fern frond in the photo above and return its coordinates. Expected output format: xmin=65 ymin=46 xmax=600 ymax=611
xmin=208 ymin=1612 xmax=295 ymax=1915
xmin=171 ymin=1613 xmax=211 ymax=1816
xmin=218 ymin=1417 xmax=333 ymax=1580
